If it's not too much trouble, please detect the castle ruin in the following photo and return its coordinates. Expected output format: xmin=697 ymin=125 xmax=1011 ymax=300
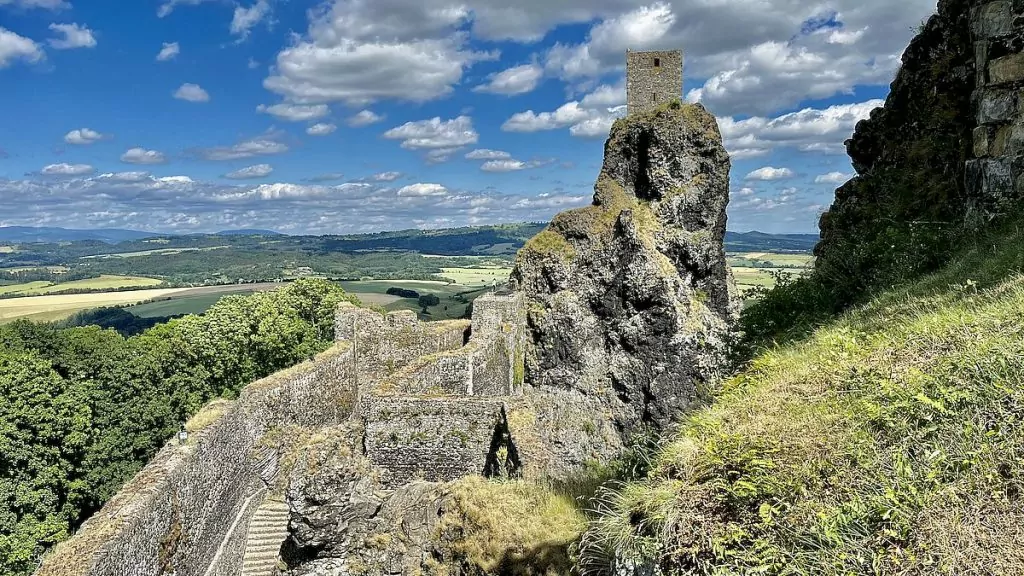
xmin=626 ymin=49 xmax=683 ymax=115
xmin=34 ymin=294 xmax=529 ymax=576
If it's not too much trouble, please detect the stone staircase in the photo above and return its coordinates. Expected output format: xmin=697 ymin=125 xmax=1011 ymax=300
xmin=240 ymin=498 xmax=290 ymax=576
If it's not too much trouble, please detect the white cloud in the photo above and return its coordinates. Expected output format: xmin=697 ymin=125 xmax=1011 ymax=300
xmin=465 ymin=149 xmax=511 ymax=160
xmin=815 ymin=171 xmax=852 ymax=184
xmin=0 ymin=0 xmax=69 ymax=9
xmin=47 ymin=23 xmax=96 ymax=49
xmin=174 ymin=83 xmax=210 ymax=102
xmin=121 ymin=147 xmax=167 ymax=165
xmin=719 ymin=99 xmax=883 ymax=159
xmin=306 ymin=123 xmax=337 ymax=136
xmin=97 ymin=171 xmax=150 ymax=182
xmin=225 ymin=164 xmax=273 ymax=179
xmin=502 ymin=102 xmax=590 ymax=132
xmin=474 ymin=63 xmax=543 ymax=95
xmin=502 ymin=100 xmax=625 ymax=139
xmin=383 ymin=115 xmax=478 ymax=152
xmin=0 ymin=28 xmax=43 ymax=68
xmin=156 ymin=42 xmax=179 ymax=61
xmin=262 ymin=0 xmax=497 ymax=105
xmin=736 ymin=187 xmax=755 ymax=196
xmin=193 ymin=134 xmax=289 ymax=161
xmin=398 ymin=183 xmax=448 ymax=197
xmin=745 ymin=166 xmax=795 ymax=181
xmin=257 ymin=103 xmax=329 ymax=121
xmin=480 ymin=160 xmax=527 ymax=172
xmin=365 ymin=171 xmax=402 ymax=182
xmin=41 ymin=163 xmax=93 ymax=176
xmin=347 ymin=109 xmax=385 ymax=127
xmin=156 ymin=0 xmax=211 ymax=18
xmin=230 ymin=0 xmax=270 ymax=40
xmin=64 ymin=128 xmax=106 ymax=145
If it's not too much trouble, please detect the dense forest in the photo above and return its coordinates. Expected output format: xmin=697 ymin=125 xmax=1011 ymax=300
xmin=0 ymin=279 xmax=357 ymax=575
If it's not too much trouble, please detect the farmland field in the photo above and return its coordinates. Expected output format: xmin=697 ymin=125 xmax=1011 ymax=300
xmin=80 ymin=246 xmax=229 ymax=259
xmin=0 ymin=275 xmax=163 ymax=297
xmin=0 ymin=246 xmax=14 ymax=253
xmin=0 ymin=287 xmax=191 ymax=323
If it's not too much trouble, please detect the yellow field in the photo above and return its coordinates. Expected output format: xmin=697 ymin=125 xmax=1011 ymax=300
xmin=20 ymin=275 xmax=164 ymax=295
xmin=0 ymin=287 xmax=192 ymax=323
xmin=439 ymin=266 xmax=512 ymax=285
xmin=0 ymin=281 xmax=51 ymax=296
xmin=0 ymin=246 xmax=15 ymax=253
xmin=80 ymin=246 xmax=229 ymax=259
xmin=1 ymin=265 xmax=69 ymax=273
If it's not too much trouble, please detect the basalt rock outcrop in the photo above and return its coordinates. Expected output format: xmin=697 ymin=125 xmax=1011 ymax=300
xmin=512 ymin=102 xmax=739 ymax=440
xmin=815 ymin=0 xmax=1024 ymax=301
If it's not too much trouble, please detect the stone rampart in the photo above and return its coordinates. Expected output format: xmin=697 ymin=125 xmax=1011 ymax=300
xmin=35 ymin=344 xmax=357 ymax=576
xmin=36 ymin=293 xmax=529 ymax=575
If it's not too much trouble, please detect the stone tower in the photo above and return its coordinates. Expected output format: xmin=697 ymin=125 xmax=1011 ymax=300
xmin=626 ymin=49 xmax=683 ymax=115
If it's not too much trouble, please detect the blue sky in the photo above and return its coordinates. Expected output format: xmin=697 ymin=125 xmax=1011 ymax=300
xmin=0 ymin=0 xmax=937 ymax=234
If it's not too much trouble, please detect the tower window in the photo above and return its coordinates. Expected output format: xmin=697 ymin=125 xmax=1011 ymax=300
xmin=654 ymin=57 xmax=661 ymax=67
xmin=652 ymin=93 xmax=657 ymax=102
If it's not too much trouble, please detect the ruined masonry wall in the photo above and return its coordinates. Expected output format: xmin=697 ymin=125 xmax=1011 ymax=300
xmin=362 ymin=397 xmax=505 ymax=487
xmin=35 ymin=344 xmax=357 ymax=576
xmin=968 ymin=0 xmax=1024 ymax=211
xmin=36 ymin=295 xmax=529 ymax=575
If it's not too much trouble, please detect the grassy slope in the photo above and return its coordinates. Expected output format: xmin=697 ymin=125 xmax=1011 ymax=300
xmin=446 ymin=225 xmax=1024 ymax=575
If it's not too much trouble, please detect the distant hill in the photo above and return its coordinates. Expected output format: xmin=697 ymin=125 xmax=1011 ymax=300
xmin=213 ymin=229 xmax=283 ymax=236
xmin=0 ymin=225 xmax=820 ymax=254
xmin=724 ymin=231 xmax=819 ymax=253
xmin=0 ymin=226 xmax=158 ymax=244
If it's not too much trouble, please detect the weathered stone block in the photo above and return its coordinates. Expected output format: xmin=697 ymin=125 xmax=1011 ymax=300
xmin=976 ymin=41 xmax=990 ymax=87
xmin=988 ymin=53 xmax=1024 ymax=84
xmin=987 ymin=157 xmax=1014 ymax=196
xmin=992 ymin=124 xmax=1011 ymax=155
xmin=1004 ymin=120 xmax=1024 ymax=155
xmin=972 ymin=1 xmax=1013 ymax=38
xmin=974 ymin=126 xmax=992 ymax=157
xmin=978 ymin=88 xmax=1016 ymax=123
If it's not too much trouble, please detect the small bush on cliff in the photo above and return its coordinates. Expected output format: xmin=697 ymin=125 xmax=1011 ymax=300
xmin=0 ymin=278 xmax=357 ymax=575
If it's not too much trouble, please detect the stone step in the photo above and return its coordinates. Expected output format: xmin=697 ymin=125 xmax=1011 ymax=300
xmin=240 ymin=497 xmax=291 ymax=576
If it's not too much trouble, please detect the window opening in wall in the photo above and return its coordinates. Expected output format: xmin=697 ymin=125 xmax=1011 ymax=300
xmin=654 ymin=57 xmax=661 ymax=67
xmin=652 ymin=93 xmax=657 ymax=103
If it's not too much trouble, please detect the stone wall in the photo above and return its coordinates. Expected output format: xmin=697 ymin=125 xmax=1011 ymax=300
xmin=967 ymin=0 xmax=1024 ymax=213
xmin=626 ymin=50 xmax=683 ymax=115
xmin=37 ymin=295 xmax=530 ymax=575
xmin=34 ymin=344 xmax=357 ymax=576
xmin=362 ymin=397 xmax=506 ymax=487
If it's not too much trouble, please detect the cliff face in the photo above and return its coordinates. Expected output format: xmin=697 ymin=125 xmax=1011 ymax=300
xmin=816 ymin=0 xmax=1024 ymax=301
xmin=511 ymin=102 xmax=738 ymax=437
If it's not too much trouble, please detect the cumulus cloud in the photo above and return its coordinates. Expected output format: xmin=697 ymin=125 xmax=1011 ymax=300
xmin=383 ymin=116 xmax=478 ymax=161
xmin=230 ymin=0 xmax=270 ymax=40
xmin=96 ymin=171 xmax=150 ymax=182
xmin=502 ymin=100 xmax=625 ymax=139
xmin=0 ymin=27 xmax=44 ymax=68
xmin=815 ymin=171 xmax=852 ymax=184
xmin=190 ymin=133 xmax=289 ymax=161
xmin=262 ymin=0 xmax=498 ymax=105
xmin=224 ymin=164 xmax=273 ymax=179
xmin=64 ymin=128 xmax=107 ymax=145
xmin=745 ymin=166 xmax=795 ymax=181
xmin=306 ymin=123 xmax=337 ymax=136
xmin=0 ymin=0 xmax=69 ymax=9
xmin=398 ymin=183 xmax=448 ymax=197
xmin=121 ymin=147 xmax=167 ymax=164
xmin=719 ymin=99 xmax=883 ymax=159
xmin=174 ymin=83 xmax=210 ymax=102
xmin=364 ymin=171 xmax=402 ymax=182
xmin=47 ymin=23 xmax=96 ymax=49
xmin=347 ymin=109 xmax=385 ymax=127
xmin=465 ymin=149 xmax=511 ymax=160
xmin=257 ymin=103 xmax=329 ymax=121
xmin=156 ymin=0 xmax=212 ymax=18
xmin=156 ymin=41 xmax=179 ymax=61
xmin=41 ymin=163 xmax=93 ymax=176
xmin=474 ymin=63 xmax=543 ymax=95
